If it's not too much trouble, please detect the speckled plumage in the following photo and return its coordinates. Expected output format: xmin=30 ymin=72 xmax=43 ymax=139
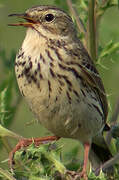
xmin=10 ymin=6 xmax=108 ymax=180
xmin=15 ymin=28 xmax=106 ymax=141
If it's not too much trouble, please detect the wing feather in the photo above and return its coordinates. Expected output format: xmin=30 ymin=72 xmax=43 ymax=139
xmin=79 ymin=47 xmax=108 ymax=121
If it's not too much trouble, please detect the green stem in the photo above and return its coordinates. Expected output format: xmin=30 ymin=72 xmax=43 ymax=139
xmin=88 ymin=0 xmax=97 ymax=61
xmin=0 ymin=124 xmax=22 ymax=140
xmin=0 ymin=168 xmax=16 ymax=180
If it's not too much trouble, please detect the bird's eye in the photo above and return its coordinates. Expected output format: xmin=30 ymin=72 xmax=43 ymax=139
xmin=45 ymin=14 xmax=54 ymax=22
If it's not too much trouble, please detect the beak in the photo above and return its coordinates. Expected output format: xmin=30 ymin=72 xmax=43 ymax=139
xmin=8 ymin=13 xmax=35 ymax=27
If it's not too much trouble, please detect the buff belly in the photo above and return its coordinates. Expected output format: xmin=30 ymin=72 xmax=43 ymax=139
xmin=16 ymin=74 xmax=104 ymax=144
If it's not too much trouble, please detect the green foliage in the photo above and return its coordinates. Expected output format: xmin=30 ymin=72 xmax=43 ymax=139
xmin=0 ymin=49 xmax=21 ymax=127
xmin=88 ymin=170 xmax=106 ymax=180
xmin=75 ymin=0 xmax=89 ymax=29
xmin=1 ymin=142 xmax=119 ymax=180
xmin=0 ymin=142 xmax=117 ymax=180
xmin=97 ymin=0 xmax=119 ymax=17
xmin=64 ymin=146 xmax=80 ymax=171
xmin=97 ymin=40 xmax=119 ymax=65
xmin=12 ymin=143 xmax=67 ymax=180
xmin=0 ymin=49 xmax=22 ymax=167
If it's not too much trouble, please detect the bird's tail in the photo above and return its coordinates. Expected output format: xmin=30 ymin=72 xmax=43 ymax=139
xmin=89 ymin=125 xmax=113 ymax=175
xmin=91 ymin=142 xmax=112 ymax=164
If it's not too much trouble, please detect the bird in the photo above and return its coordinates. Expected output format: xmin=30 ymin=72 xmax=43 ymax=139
xmin=9 ymin=5 xmax=110 ymax=180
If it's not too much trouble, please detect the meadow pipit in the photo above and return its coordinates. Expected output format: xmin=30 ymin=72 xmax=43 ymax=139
xmin=9 ymin=5 xmax=110 ymax=180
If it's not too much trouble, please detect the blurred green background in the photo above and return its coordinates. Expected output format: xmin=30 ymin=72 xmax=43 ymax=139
xmin=0 ymin=0 xmax=119 ymax=170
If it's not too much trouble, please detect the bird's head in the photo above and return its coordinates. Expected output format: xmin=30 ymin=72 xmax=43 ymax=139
xmin=9 ymin=6 xmax=77 ymax=40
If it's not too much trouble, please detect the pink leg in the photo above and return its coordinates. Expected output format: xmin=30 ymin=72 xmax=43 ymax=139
xmin=80 ymin=142 xmax=90 ymax=180
xmin=67 ymin=142 xmax=90 ymax=180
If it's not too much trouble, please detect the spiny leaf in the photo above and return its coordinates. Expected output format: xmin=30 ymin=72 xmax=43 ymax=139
xmin=88 ymin=169 xmax=107 ymax=180
xmin=13 ymin=143 xmax=68 ymax=179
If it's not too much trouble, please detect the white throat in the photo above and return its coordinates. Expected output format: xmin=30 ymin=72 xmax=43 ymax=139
xmin=22 ymin=28 xmax=47 ymax=59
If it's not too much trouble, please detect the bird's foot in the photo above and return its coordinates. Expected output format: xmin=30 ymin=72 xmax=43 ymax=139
xmin=67 ymin=170 xmax=88 ymax=180
xmin=79 ymin=170 xmax=88 ymax=180
xmin=9 ymin=136 xmax=60 ymax=171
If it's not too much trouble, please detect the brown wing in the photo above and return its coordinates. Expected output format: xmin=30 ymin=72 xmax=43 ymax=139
xmin=79 ymin=47 xmax=108 ymax=121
